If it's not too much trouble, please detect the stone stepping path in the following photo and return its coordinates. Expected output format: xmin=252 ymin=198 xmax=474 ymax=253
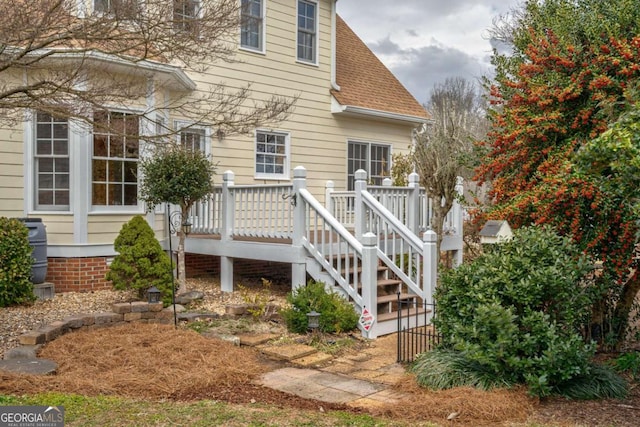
xmin=0 ymin=358 xmax=57 ymax=375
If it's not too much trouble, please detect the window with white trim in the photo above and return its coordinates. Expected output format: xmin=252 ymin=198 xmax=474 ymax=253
xmin=241 ymin=0 xmax=264 ymax=51
xmin=255 ymin=130 xmax=289 ymax=179
xmin=94 ymin=0 xmax=140 ymax=18
xmin=173 ymin=0 xmax=200 ymax=32
xmin=34 ymin=112 xmax=70 ymax=211
xmin=297 ymin=0 xmax=317 ymax=63
xmin=179 ymin=127 xmax=206 ymax=152
xmin=92 ymin=111 xmax=140 ymax=207
xmin=347 ymin=141 xmax=390 ymax=190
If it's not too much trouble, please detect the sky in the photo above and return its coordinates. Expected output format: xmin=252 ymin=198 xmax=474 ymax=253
xmin=336 ymin=0 xmax=522 ymax=105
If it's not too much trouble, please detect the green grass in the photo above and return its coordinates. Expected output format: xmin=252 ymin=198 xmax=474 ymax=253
xmin=0 ymin=393 xmax=425 ymax=427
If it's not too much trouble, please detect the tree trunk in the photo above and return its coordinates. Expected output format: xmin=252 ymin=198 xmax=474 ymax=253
xmin=177 ymin=206 xmax=189 ymax=295
xmin=431 ymin=202 xmax=453 ymax=268
xmin=177 ymin=230 xmax=187 ymax=294
xmin=613 ymin=268 xmax=640 ymax=345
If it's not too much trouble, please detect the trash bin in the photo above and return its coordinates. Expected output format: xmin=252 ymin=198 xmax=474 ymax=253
xmin=18 ymin=218 xmax=47 ymax=284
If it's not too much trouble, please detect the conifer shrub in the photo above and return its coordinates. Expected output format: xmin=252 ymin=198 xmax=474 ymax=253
xmin=281 ymin=280 xmax=359 ymax=334
xmin=415 ymin=226 xmax=627 ymax=399
xmin=0 ymin=217 xmax=35 ymax=307
xmin=106 ymin=215 xmax=173 ymax=305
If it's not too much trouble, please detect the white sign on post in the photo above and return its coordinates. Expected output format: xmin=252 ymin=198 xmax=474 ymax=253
xmin=359 ymin=307 xmax=375 ymax=332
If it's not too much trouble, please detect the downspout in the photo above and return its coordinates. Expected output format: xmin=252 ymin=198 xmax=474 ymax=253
xmin=330 ymin=0 xmax=340 ymax=91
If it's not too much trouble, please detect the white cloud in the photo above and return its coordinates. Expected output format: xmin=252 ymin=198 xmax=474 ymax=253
xmin=337 ymin=0 xmax=521 ymax=103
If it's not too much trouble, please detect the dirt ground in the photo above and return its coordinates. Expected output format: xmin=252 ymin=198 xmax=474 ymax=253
xmin=1 ymin=279 xmax=639 ymax=426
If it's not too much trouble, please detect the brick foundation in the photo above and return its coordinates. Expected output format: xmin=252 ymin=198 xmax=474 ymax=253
xmin=46 ymin=257 xmax=112 ymax=293
xmin=45 ymin=254 xmax=293 ymax=293
xmin=185 ymin=254 xmax=291 ymax=283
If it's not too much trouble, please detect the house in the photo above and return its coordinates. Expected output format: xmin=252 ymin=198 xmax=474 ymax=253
xmin=0 ymin=0 xmax=462 ymax=337
xmin=0 ymin=0 xmax=428 ymax=294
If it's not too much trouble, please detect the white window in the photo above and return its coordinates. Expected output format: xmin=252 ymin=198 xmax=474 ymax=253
xmin=241 ymin=0 xmax=264 ymax=52
xmin=297 ymin=0 xmax=317 ymax=63
xmin=255 ymin=130 xmax=289 ymax=179
xmin=174 ymin=0 xmax=200 ymax=32
xmin=94 ymin=0 xmax=140 ymax=18
xmin=92 ymin=111 xmax=140 ymax=207
xmin=347 ymin=141 xmax=390 ymax=190
xmin=175 ymin=121 xmax=209 ymax=154
xmin=34 ymin=112 xmax=70 ymax=211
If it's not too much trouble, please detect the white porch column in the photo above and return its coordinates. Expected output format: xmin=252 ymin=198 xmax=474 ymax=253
xmin=407 ymin=172 xmax=420 ymax=235
xmin=220 ymin=171 xmax=235 ymax=292
xmin=291 ymin=166 xmax=307 ymax=290
xmin=360 ymin=232 xmax=378 ymax=339
xmin=354 ymin=169 xmax=368 ymax=240
xmin=325 ymin=180 xmax=335 ymax=213
xmin=423 ymin=229 xmax=438 ymax=313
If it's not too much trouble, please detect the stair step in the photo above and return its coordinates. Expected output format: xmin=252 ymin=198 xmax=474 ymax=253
xmin=376 ymin=293 xmax=416 ymax=304
xmin=377 ymin=307 xmax=431 ymax=323
xmin=377 ymin=279 xmax=401 ymax=287
xmin=340 ymin=265 xmax=387 ymax=274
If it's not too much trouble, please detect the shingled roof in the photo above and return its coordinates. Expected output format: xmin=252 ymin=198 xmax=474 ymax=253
xmin=332 ymin=16 xmax=429 ymax=123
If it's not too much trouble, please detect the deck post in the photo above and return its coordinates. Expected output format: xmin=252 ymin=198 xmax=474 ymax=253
xmin=325 ymin=180 xmax=335 ymax=214
xmin=220 ymin=170 xmax=235 ymax=292
xmin=423 ymin=229 xmax=438 ymax=310
xmin=291 ymin=166 xmax=307 ymax=290
xmin=354 ymin=169 xmax=368 ymax=240
xmin=407 ymin=172 xmax=420 ymax=235
xmin=361 ymin=232 xmax=378 ymax=339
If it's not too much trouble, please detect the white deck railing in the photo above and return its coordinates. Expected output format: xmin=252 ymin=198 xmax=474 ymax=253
xmin=189 ymin=172 xmax=294 ymax=239
xmin=326 ymin=172 xmax=459 ymax=238
xmin=184 ymin=166 xmax=462 ymax=338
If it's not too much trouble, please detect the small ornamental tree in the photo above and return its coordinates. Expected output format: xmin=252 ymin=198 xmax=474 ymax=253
xmin=478 ymin=0 xmax=640 ymax=346
xmin=139 ymin=144 xmax=216 ymax=294
xmin=106 ymin=215 xmax=173 ymax=305
xmin=0 ymin=218 xmax=35 ymax=307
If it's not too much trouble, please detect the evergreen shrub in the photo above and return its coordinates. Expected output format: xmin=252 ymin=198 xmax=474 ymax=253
xmin=416 ymin=226 xmax=626 ymax=398
xmin=106 ymin=215 xmax=173 ymax=305
xmin=281 ymin=280 xmax=359 ymax=334
xmin=0 ymin=217 xmax=35 ymax=307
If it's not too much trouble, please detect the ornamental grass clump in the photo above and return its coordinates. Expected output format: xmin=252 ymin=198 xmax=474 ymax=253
xmin=413 ymin=226 xmax=627 ymax=399
xmin=106 ymin=215 xmax=173 ymax=305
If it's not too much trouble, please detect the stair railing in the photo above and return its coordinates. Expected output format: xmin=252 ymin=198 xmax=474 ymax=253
xmin=351 ymin=170 xmax=437 ymax=305
xmin=295 ymin=188 xmax=365 ymax=308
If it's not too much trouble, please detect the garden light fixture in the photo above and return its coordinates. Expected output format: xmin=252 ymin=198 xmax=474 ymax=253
xmin=147 ymin=286 xmax=161 ymax=304
xmin=307 ymin=310 xmax=321 ymax=331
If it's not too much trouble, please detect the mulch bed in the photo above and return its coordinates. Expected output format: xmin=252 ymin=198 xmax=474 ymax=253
xmin=2 ymin=321 xmax=640 ymax=426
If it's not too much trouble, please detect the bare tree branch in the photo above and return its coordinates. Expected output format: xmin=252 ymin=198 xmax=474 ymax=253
xmin=0 ymin=0 xmax=296 ymax=137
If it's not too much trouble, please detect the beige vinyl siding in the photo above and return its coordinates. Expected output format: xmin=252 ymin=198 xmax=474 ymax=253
xmin=87 ymin=214 xmax=139 ymax=244
xmin=177 ymin=0 xmax=415 ymax=203
xmin=0 ymin=117 xmax=25 ymax=217
xmin=37 ymin=215 xmax=74 ymax=245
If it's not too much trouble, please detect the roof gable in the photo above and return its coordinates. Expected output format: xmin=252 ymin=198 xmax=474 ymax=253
xmin=332 ymin=16 xmax=429 ymax=122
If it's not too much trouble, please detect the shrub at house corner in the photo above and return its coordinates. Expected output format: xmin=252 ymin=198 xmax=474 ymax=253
xmin=414 ymin=226 xmax=627 ymax=399
xmin=106 ymin=216 xmax=173 ymax=305
xmin=0 ymin=218 xmax=35 ymax=307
